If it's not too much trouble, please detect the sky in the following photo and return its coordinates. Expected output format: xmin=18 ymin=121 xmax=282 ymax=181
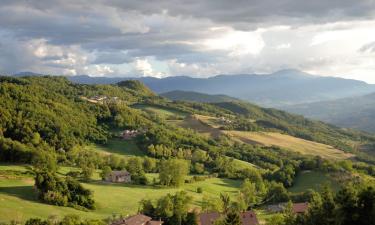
xmin=1 ymin=0 xmax=375 ymax=82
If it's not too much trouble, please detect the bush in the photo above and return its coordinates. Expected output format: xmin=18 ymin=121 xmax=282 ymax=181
xmin=35 ymin=171 xmax=95 ymax=210
xmin=197 ymin=187 xmax=203 ymax=193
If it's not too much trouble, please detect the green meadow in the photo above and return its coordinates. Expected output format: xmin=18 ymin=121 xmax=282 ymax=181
xmin=288 ymin=171 xmax=339 ymax=193
xmin=131 ymin=104 xmax=187 ymax=119
xmin=89 ymin=138 xmax=145 ymax=157
xmin=0 ymin=165 xmax=242 ymax=223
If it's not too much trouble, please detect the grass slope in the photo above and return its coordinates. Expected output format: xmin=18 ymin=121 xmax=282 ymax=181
xmin=90 ymin=138 xmax=145 ymax=157
xmin=0 ymin=165 xmax=241 ymax=223
xmin=288 ymin=171 xmax=339 ymax=193
xmin=225 ymin=131 xmax=353 ymax=160
xmin=132 ymin=104 xmax=187 ymax=119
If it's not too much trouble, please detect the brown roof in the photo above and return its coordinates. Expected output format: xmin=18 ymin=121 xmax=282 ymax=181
xmin=199 ymin=212 xmax=221 ymax=225
xmin=240 ymin=211 xmax=259 ymax=225
xmin=292 ymin=203 xmax=309 ymax=214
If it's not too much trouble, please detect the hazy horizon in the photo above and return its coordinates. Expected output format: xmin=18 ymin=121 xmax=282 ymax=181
xmin=1 ymin=1 xmax=375 ymax=82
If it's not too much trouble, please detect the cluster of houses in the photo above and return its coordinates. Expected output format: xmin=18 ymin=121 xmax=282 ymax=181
xmin=110 ymin=202 xmax=308 ymax=225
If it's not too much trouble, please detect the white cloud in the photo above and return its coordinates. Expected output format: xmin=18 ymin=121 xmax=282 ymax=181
xmin=203 ymin=28 xmax=265 ymax=56
xmin=275 ymin=43 xmax=291 ymax=49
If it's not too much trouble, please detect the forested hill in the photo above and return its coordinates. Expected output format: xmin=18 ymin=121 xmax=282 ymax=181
xmin=0 ymin=76 xmax=160 ymax=162
xmin=64 ymin=70 xmax=375 ymax=107
xmin=1 ymin=75 xmax=374 ymax=165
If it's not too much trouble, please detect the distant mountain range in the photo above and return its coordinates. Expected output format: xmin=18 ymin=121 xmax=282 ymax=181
xmin=283 ymin=92 xmax=375 ymax=133
xmin=13 ymin=69 xmax=375 ymax=107
xmin=161 ymin=90 xmax=238 ymax=103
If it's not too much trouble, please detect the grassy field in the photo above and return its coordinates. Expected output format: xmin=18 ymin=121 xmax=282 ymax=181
xmin=0 ymin=165 xmax=242 ymax=223
xmin=225 ymin=131 xmax=353 ymax=160
xmin=88 ymin=138 xmax=145 ymax=157
xmin=132 ymin=104 xmax=187 ymax=119
xmin=288 ymin=171 xmax=339 ymax=193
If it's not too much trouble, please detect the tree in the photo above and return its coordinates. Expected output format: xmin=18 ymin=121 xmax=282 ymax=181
xmin=81 ymin=163 xmax=95 ymax=181
xmin=25 ymin=218 xmax=50 ymax=225
xmin=266 ymin=182 xmax=289 ymax=203
xmin=223 ymin=211 xmax=241 ymax=225
xmin=100 ymin=166 xmax=112 ymax=180
xmin=220 ymin=193 xmax=231 ymax=215
xmin=185 ymin=212 xmax=198 ymax=225
xmin=193 ymin=163 xmax=205 ymax=174
xmin=143 ymin=157 xmax=157 ymax=173
xmin=32 ymin=151 xmax=58 ymax=173
xmin=240 ymin=179 xmax=257 ymax=207
xmin=139 ymin=199 xmax=156 ymax=217
xmin=159 ymin=159 xmax=189 ymax=187
xmin=202 ymin=195 xmax=222 ymax=213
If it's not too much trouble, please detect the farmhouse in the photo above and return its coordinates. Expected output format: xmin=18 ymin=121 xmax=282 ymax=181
xmin=105 ymin=170 xmax=131 ymax=183
xmin=111 ymin=214 xmax=163 ymax=225
xmin=199 ymin=211 xmax=259 ymax=225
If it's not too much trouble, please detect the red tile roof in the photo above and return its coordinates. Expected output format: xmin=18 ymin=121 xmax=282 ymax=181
xmin=292 ymin=203 xmax=309 ymax=214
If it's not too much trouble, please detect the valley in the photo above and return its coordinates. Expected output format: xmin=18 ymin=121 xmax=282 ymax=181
xmin=1 ymin=76 xmax=375 ymax=225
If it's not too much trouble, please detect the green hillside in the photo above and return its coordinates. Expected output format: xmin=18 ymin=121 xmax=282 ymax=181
xmin=1 ymin=76 xmax=375 ymax=224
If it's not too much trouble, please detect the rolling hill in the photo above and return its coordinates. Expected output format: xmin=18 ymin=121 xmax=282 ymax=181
xmin=63 ymin=69 xmax=375 ymax=107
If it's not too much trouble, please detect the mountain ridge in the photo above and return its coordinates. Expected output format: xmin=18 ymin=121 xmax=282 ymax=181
xmin=12 ymin=69 xmax=375 ymax=107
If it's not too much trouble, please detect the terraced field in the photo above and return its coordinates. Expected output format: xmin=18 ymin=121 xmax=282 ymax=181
xmin=168 ymin=115 xmax=223 ymax=138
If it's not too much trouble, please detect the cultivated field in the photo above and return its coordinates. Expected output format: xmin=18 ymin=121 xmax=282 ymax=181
xmin=168 ymin=115 xmax=223 ymax=138
xmin=225 ymin=131 xmax=353 ymax=160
